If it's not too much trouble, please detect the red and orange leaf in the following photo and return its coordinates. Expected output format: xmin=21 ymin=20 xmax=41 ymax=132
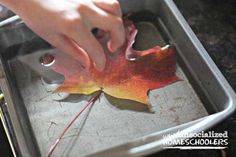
xmin=51 ymin=20 xmax=179 ymax=105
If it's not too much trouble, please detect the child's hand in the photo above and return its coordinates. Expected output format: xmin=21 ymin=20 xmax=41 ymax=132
xmin=1 ymin=0 xmax=125 ymax=71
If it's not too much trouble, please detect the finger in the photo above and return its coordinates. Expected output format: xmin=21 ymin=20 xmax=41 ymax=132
xmin=93 ymin=0 xmax=122 ymax=17
xmin=68 ymin=26 xmax=106 ymax=71
xmin=107 ymin=18 xmax=125 ymax=52
xmin=87 ymin=7 xmax=125 ymax=52
xmin=50 ymin=35 xmax=91 ymax=69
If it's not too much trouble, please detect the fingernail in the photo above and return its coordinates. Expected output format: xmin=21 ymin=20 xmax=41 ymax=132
xmin=107 ymin=41 xmax=115 ymax=53
xmin=95 ymin=59 xmax=105 ymax=71
xmin=94 ymin=63 xmax=104 ymax=71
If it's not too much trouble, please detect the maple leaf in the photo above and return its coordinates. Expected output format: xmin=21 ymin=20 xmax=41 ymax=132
xmin=51 ymin=20 xmax=179 ymax=105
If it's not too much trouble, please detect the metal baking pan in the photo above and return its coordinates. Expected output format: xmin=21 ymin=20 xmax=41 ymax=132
xmin=0 ymin=0 xmax=235 ymax=157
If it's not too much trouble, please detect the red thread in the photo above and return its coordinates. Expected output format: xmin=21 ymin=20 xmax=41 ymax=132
xmin=47 ymin=91 xmax=102 ymax=157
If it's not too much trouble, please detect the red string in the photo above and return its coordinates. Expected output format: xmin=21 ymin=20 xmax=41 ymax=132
xmin=47 ymin=91 xmax=102 ymax=157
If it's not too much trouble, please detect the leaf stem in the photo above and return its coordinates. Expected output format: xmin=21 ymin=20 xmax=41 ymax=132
xmin=46 ymin=91 xmax=102 ymax=157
